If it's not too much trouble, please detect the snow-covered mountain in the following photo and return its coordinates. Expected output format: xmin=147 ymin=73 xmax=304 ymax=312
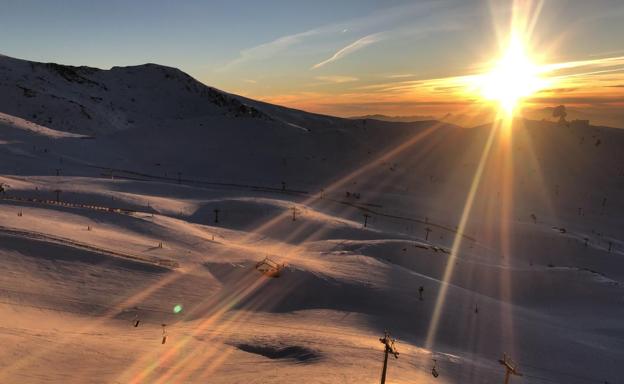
xmin=1 ymin=54 xmax=623 ymax=384
xmin=0 ymin=54 xmax=272 ymax=135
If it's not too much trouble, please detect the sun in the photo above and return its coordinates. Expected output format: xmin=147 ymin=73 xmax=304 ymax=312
xmin=477 ymin=34 xmax=549 ymax=116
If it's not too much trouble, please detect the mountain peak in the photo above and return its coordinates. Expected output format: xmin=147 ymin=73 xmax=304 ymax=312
xmin=0 ymin=56 xmax=271 ymax=135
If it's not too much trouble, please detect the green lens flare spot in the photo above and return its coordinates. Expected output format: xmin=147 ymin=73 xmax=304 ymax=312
xmin=173 ymin=304 xmax=183 ymax=314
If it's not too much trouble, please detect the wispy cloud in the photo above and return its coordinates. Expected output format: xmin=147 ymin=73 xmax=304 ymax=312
xmin=314 ymin=75 xmax=359 ymax=83
xmin=311 ymin=33 xmax=384 ymax=70
xmin=220 ymin=29 xmax=321 ymax=70
xmin=542 ymin=55 xmax=624 ymax=74
xmin=353 ymin=54 xmax=624 ymax=96
xmin=527 ymin=95 xmax=624 ymax=105
xmin=220 ymin=0 xmax=448 ymax=70
xmin=308 ymin=6 xmax=467 ymax=71
xmin=385 ymin=73 xmax=416 ymax=79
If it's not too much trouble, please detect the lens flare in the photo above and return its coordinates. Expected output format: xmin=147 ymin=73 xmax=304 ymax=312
xmin=476 ymin=33 xmax=549 ymax=115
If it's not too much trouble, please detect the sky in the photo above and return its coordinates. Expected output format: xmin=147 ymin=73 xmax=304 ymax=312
xmin=1 ymin=0 xmax=624 ymax=125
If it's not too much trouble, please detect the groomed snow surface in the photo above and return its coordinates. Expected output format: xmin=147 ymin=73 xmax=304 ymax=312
xmin=0 ymin=55 xmax=623 ymax=383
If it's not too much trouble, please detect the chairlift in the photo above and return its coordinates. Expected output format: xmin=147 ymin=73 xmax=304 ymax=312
xmin=255 ymin=256 xmax=285 ymax=278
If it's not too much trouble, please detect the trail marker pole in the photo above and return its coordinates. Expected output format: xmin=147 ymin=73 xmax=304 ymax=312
xmin=161 ymin=324 xmax=168 ymax=344
xmin=498 ymin=354 xmax=522 ymax=384
xmin=379 ymin=330 xmax=399 ymax=384
xmin=363 ymin=213 xmax=370 ymax=227
xmin=425 ymin=227 xmax=432 ymax=241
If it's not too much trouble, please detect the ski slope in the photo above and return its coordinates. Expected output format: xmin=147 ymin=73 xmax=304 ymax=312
xmin=0 ymin=54 xmax=623 ymax=383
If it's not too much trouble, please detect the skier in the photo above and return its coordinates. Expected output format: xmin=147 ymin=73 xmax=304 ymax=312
xmin=431 ymin=359 xmax=439 ymax=378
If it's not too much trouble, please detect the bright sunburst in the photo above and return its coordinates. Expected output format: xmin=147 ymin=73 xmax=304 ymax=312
xmin=477 ymin=33 xmax=549 ymax=116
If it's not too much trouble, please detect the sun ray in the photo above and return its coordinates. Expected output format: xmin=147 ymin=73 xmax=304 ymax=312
xmin=425 ymin=116 xmax=502 ymax=349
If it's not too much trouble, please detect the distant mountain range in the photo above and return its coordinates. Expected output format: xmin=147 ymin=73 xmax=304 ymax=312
xmin=348 ymin=114 xmax=437 ymax=123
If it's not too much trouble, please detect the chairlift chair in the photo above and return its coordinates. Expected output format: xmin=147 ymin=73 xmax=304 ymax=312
xmin=255 ymin=257 xmax=285 ymax=278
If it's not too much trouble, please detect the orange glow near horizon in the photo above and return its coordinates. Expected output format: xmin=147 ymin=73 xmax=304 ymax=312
xmin=240 ymin=19 xmax=624 ymax=128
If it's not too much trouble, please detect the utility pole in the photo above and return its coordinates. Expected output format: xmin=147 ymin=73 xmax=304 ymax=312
xmin=291 ymin=206 xmax=299 ymax=221
xmin=425 ymin=227 xmax=432 ymax=241
xmin=363 ymin=213 xmax=371 ymax=228
xmin=54 ymin=189 xmax=62 ymax=203
xmin=379 ymin=330 xmax=399 ymax=384
xmin=498 ymin=354 xmax=522 ymax=384
xmin=214 ymin=209 xmax=220 ymax=224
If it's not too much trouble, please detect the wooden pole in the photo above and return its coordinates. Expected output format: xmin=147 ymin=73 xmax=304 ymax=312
xmin=380 ymin=344 xmax=389 ymax=384
xmin=503 ymin=369 xmax=511 ymax=384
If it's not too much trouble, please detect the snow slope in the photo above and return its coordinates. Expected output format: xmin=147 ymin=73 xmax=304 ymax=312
xmin=0 ymin=54 xmax=623 ymax=383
